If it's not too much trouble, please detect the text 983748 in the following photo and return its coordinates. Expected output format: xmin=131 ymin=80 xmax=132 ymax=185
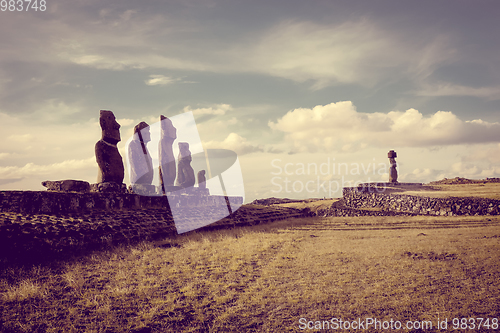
xmin=1 ymin=0 xmax=46 ymax=11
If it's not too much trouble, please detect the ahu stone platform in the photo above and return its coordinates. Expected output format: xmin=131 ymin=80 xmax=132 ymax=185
xmin=316 ymin=182 xmax=500 ymax=217
xmin=0 ymin=190 xmax=308 ymax=263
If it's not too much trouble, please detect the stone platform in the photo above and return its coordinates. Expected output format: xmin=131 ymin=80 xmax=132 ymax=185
xmin=0 ymin=190 xmax=240 ymax=215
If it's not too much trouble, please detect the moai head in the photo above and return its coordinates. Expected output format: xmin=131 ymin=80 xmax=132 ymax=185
xmin=133 ymin=121 xmax=151 ymax=143
xmin=100 ymin=110 xmax=121 ymax=144
xmin=160 ymin=115 xmax=177 ymax=141
xmin=178 ymin=142 xmax=191 ymax=161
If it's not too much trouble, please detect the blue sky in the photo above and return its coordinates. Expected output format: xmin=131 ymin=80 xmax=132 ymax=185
xmin=1 ymin=0 xmax=500 ymax=202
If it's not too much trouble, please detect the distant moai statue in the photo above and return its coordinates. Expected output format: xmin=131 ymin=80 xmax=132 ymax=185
xmin=159 ymin=115 xmax=177 ymax=193
xmin=128 ymin=122 xmax=154 ymax=185
xmin=388 ymin=150 xmax=398 ymax=183
xmin=95 ymin=110 xmax=125 ymax=184
xmin=175 ymin=142 xmax=196 ymax=188
xmin=197 ymin=170 xmax=206 ymax=189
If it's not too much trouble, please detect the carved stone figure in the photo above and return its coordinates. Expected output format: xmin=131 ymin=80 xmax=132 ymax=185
xmin=388 ymin=150 xmax=398 ymax=183
xmin=197 ymin=170 xmax=206 ymax=189
xmin=95 ymin=110 xmax=124 ymax=184
xmin=128 ymin=122 xmax=154 ymax=185
xmin=175 ymin=142 xmax=195 ymax=188
xmin=159 ymin=115 xmax=177 ymax=193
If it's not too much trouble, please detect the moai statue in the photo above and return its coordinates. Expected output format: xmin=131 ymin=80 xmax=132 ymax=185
xmin=128 ymin=122 xmax=154 ymax=185
xmin=175 ymin=142 xmax=195 ymax=188
xmin=95 ymin=110 xmax=125 ymax=184
xmin=197 ymin=170 xmax=206 ymax=189
xmin=159 ymin=115 xmax=177 ymax=193
xmin=388 ymin=150 xmax=398 ymax=183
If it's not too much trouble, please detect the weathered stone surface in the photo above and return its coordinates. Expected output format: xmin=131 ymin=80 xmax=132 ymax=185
xmin=0 ymin=190 xmax=240 ymax=215
xmin=90 ymin=182 xmax=127 ymax=193
xmin=342 ymin=186 xmax=500 ymax=216
xmin=128 ymin=184 xmax=157 ymax=196
xmin=95 ymin=110 xmax=125 ymax=184
xmin=128 ymin=122 xmax=154 ymax=185
xmin=159 ymin=115 xmax=177 ymax=193
xmin=175 ymin=142 xmax=195 ymax=188
xmin=197 ymin=170 xmax=206 ymax=189
xmin=0 ymin=191 xmax=277 ymax=262
xmin=388 ymin=150 xmax=398 ymax=183
xmin=42 ymin=180 xmax=90 ymax=193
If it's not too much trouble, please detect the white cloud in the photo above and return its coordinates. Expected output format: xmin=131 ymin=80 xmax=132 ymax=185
xmin=27 ymin=12 xmax=455 ymax=90
xmin=7 ymin=134 xmax=34 ymax=143
xmin=183 ymin=104 xmax=233 ymax=116
xmin=269 ymin=101 xmax=500 ymax=153
xmin=203 ymin=133 xmax=263 ymax=155
xmin=145 ymin=75 xmax=179 ymax=86
xmin=116 ymin=118 xmax=136 ymax=127
xmin=416 ymin=83 xmax=500 ymax=100
xmin=0 ymin=158 xmax=95 ymax=179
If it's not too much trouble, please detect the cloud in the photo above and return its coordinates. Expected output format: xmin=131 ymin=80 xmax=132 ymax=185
xmin=461 ymin=143 xmax=500 ymax=165
xmin=12 ymin=7 xmax=454 ymax=90
xmin=144 ymin=75 xmax=179 ymax=86
xmin=183 ymin=104 xmax=233 ymax=116
xmin=416 ymin=83 xmax=500 ymax=100
xmin=0 ymin=158 xmax=95 ymax=180
xmin=203 ymin=133 xmax=263 ymax=155
xmin=245 ymin=19 xmax=436 ymax=89
xmin=0 ymin=178 xmax=24 ymax=186
xmin=7 ymin=134 xmax=34 ymax=143
xmin=268 ymin=101 xmax=500 ymax=153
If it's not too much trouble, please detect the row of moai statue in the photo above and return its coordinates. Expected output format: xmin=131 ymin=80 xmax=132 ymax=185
xmin=95 ymin=110 xmax=206 ymax=194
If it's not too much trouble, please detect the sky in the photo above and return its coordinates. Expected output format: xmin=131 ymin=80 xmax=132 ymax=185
xmin=1 ymin=0 xmax=500 ymax=203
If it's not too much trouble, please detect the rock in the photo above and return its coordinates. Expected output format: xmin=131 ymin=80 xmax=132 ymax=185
xmin=128 ymin=122 xmax=154 ymax=185
xmin=41 ymin=180 xmax=90 ymax=193
xmin=197 ymin=170 xmax=206 ymax=189
xmin=175 ymin=142 xmax=195 ymax=188
xmin=95 ymin=110 xmax=125 ymax=184
xmin=128 ymin=184 xmax=157 ymax=196
xmin=90 ymin=182 xmax=127 ymax=193
xmin=159 ymin=115 xmax=177 ymax=193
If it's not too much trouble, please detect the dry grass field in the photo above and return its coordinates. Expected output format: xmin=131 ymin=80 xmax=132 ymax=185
xmin=1 ymin=211 xmax=499 ymax=332
xmin=395 ymin=183 xmax=500 ymax=200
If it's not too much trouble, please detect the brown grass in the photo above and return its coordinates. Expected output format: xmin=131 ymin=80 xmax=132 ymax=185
xmin=1 ymin=215 xmax=499 ymax=332
xmin=273 ymin=198 xmax=339 ymax=211
xmin=396 ymin=183 xmax=500 ymax=200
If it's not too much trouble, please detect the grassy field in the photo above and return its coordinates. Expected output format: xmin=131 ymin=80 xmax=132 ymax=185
xmin=1 ymin=213 xmax=499 ymax=332
xmin=382 ymin=183 xmax=500 ymax=200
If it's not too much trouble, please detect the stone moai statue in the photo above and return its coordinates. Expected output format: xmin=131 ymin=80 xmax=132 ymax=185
xmin=175 ymin=142 xmax=195 ymax=188
xmin=197 ymin=170 xmax=206 ymax=189
xmin=95 ymin=110 xmax=125 ymax=184
xmin=159 ymin=115 xmax=177 ymax=193
xmin=388 ymin=150 xmax=398 ymax=183
xmin=128 ymin=122 xmax=154 ymax=185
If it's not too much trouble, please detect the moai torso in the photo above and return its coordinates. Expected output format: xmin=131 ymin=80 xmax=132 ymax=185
xmin=128 ymin=122 xmax=154 ymax=185
xmin=197 ymin=170 xmax=206 ymax=189
xmin=159 ymin=115 xmax=177 ymax=188
xmin=95 ymin=110 xmax=124 ymax=184
xmin=388 ymin=150 xmax=398 ymax=183
xmin=175 ymin=142 xmax=195 ymax=188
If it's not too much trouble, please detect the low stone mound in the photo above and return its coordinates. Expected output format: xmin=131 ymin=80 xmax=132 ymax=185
xmin=250 ymin=197 xmax=304 ymax=206
xmin=429 ymin=177 xmax=500 ymax=185
xmin=314 ymin=199 xmax=417 ymax=217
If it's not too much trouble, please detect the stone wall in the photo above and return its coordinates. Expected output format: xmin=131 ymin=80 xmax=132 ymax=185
xmin=0 ymin=190 xmax=240 ymax=215
xmin=343 ymin=187 xmax=500 ymax=216
xmin=0 ymin=191 xmax=306 ymax=263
